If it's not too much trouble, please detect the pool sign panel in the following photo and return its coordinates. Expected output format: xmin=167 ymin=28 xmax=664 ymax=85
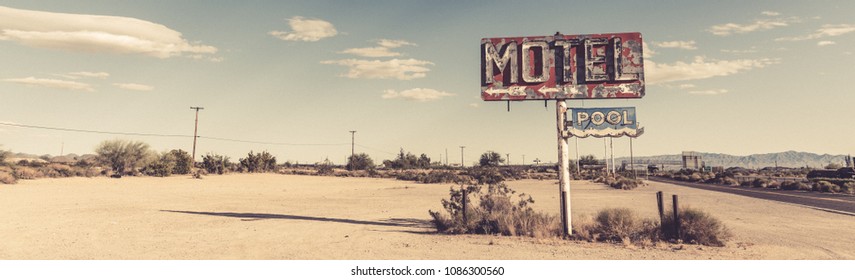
xmin=481 ymin=32 xmax=644 ymax=101
xmin=568 ymin=107 xmax=643 ymax=138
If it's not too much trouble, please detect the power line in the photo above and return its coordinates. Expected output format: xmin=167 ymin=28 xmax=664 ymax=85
xmin=199 ymin=136 xmax=348 ymax=146
xmin=0 ymin=121 xmax=192 ymax=138
xmin=0 ymin=121 xmax=350 ymax=146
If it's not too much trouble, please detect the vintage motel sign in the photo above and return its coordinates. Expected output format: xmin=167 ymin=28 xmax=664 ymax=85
xmin=481 ymin=32 xmax=644 ymax=101
xmin=568 ymin=107 xmax=643 ymax=138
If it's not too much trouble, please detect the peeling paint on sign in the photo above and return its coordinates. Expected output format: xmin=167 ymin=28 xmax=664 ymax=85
xmin=481 ymin=32 xmax=644 ymax=101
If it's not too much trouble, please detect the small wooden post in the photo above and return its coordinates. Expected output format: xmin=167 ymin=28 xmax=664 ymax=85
xmin=656 ymin=191 xmax=665 ymax=225
xmin=672 ymin=194 xmax=681 ymax=240
xmin=462 ymin=188 xmax=468 ymax=225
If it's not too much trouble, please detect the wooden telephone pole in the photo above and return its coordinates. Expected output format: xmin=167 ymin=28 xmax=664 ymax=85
xmin=190 ymin=107 xmax=204 ymax=162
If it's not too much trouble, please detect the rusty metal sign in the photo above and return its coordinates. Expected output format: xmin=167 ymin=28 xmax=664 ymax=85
xmin=481 ymin=32 xmax=644 ymax=101
xmin=567 ymin=107 xmax=643 ymax=138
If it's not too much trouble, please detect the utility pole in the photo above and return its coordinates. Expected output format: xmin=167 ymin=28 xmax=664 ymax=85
xmin=190 ymin=106 xmax=204 ymax=162
xmin=445 ymin=148 xmax=448 ymax=166
xmin=522 ymin=154 xmax=525 ymax=166
xmin=459 ymin=146 xmax=466 ymax=167
xmin=506 ymin=153 xmax=510 ymax=166
xmin=349 ymin=130 xmax=356 ymax=167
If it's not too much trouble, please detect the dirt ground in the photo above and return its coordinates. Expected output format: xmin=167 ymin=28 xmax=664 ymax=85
xmin=1 ymin=174 xmax=853 ymax=260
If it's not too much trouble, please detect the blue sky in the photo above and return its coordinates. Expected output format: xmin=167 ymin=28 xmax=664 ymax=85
xmin=1 ymin=1 xmax=853 ymax=165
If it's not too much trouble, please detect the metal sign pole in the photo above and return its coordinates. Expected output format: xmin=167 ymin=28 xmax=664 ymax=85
xmin=556 ymin=100 xmax=572 ymax=237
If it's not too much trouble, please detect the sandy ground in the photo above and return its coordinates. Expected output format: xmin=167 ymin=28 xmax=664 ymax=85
xmin=0 ymin=174 xmax=853 ymax=260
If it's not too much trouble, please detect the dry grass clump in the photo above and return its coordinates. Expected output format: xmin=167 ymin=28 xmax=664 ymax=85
xmin=609 ymin=177 xmax=644 ymax=190
xmin=780 ymin=181 xmax=811 ymax=191
xmin=662 ymin=207 xmax=731 ymax=246
xmin=429 ymin=183 xmax=560 ymax=238
xmin=572 ymin=208 xmax=660 ymax=246
xmin=0 ymin=169 xmax=16 ymax=184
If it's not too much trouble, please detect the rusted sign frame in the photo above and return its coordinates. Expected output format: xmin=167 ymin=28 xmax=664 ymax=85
xmin=481 ymin=32 xmax=644 ymax=101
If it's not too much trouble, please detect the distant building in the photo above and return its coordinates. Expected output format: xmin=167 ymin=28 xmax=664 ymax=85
xmin=682 ymin=151 xmax=703 ymax=170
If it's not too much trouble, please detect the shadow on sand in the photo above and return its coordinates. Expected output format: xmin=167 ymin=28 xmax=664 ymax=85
xmin=160 ymin=210 xmax=432 ymax=229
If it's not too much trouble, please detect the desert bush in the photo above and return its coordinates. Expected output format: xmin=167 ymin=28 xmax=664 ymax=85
xmin=95 ymin=139 xmax=154 ymax=175
xmin=609 ymin=176 xmax=643 ymax=190
xmin=429 ymin=183 xmax=559 ymax=238
xmin=420 ymin=170 xmax=460 ymax=184
xmin=13 ymin=166 xmax=43 ymax=179
xmin=383 ymin=149 xmax=430 ymax=169
xmin=346 ymin=153 xmax=374 ymax=171
xmin=721 ymin=177 xmax=739 ymax=186
xmin=316 ymin=161 xmax=334 ymax=176
xmin=594 ymin=208 xmax=645 ymax=244
xmin=0 ymin=170 xmax=16 ymax=184
xmin=780 ymin=181 xmax=811 ymax=191
xmin=201 ymin=153 xmax=231 ymax=175
xmin=239 ymin=150 xmax=277 ymax=173
xmin=169 ymin=149 xmax=193 ymax=175
xmin=478 ymin=151 xmax=505 ymax=167
xmin=144 ymin=152 xmax=177 ymax=177
xmin=751 ymin=178 xmax=770 ymax=188
xmin=767 ymin=181 xmax=781 ymax=189
xmin=814 ymin=180 xmax=840 ymax=193
xmin=466 ymin=167 xmax=505 ymax=185
xmin=662 ymin=207 xmax=731 ymax=246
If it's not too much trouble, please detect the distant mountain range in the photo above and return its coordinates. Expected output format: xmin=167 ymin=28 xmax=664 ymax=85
xmin=617 ymin=151 xmax=850 ymax=169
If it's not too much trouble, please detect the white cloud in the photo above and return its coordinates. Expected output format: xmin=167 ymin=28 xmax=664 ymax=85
xmin=113 ymin=83 xmax=153 ymax=91
xmin=709 ymin=17 xmax=798 ymax=36
xmin=643 ymin=43 xmax=656 ymax=58
xmin=721 ymin=48 xmax=758 ymax=54
xmin=646 ymin=56 xmax=779 ymax=85
xmin=689 ymin=89 xmax=729 ymax=95
xmin=339 ymin=47 xmax=401 ymax=57
xmin=377 ymin=39 xmax=416 ymax=48
xmin=4 ymin=76 xmax=94 ymax=92
xmin=321 ymin=58 xmax=433 ymax=80
xmin=269 ymin=16 xmax=337 ymax=42
xmin=655 ymin=40 xmax=697 ymax=50
xmin=761 ymin=11 xmax=780 ymax=16
xmin=817 ymin=41 xmax=836 ymax=46
xmin=66 ymin=71 xmax=110 ymax=79
xmin=339 ymin=39 xmax=416 ymax=58
xmin=0 ymin=6 xmax=217 ymax=59
xmin=382 ymin=88 xmax=454 ymax=102
xmin=776 ymin=24 xmax=855 ymax=41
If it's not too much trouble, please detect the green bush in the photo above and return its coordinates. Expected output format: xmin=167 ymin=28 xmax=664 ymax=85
xmin=144 ymin=152 xmax=177 ymax=177
xmin=95 ymin=139 xmax=154 ymax=175
xmin=662 ymin=207 xmax=731 ymax=246
xmin=478 ymin=151 xmax=505 ymax=167
xmin=420 ymin=170 xmax=461 ymax=184
xmin=169 ymin=149 xmax=193 ymax=175
xmin=239 ymin=150 xmax=277 ymax=173
xmin=346 ymin=153 xmax=374 ymax=171
xmin=201 ymin=153 xmax=230 ymax=175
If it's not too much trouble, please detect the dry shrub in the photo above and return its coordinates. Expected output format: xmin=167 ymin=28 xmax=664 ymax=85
xmin=662 ymin=207 xmax=731 ymax=246
xmin=721 ymin=177 xmax=739 ymax=186
xmin=751 ymin=178 xmax=769 ymax=188
xmin=594 ymin=208 xmax=642 ymax=244
xmin=780 ymin=181 xmax=811 ymax=191
xmin=842 ymin=182 xmax=855 ymax=195
xmin=420 ymin=170 xmax=460 ymax=184
xmin=429 ymin=183 xmax=560 ymax=238
xmin=814 ymin=181 xmax=840 ymax=193
xmin=0 ymin=171 xmax=16 ymax=184
xmin=571 ymin=215 xmax=598 ymax=242
xmin=609 ymin=177 xmax=643 ymax=190
xmin=13 ymin=166 xmax=43 ymax=180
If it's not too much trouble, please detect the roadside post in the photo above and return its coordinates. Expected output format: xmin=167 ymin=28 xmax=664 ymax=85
xmin=481 ymin=32 xmax=645 ymax=237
